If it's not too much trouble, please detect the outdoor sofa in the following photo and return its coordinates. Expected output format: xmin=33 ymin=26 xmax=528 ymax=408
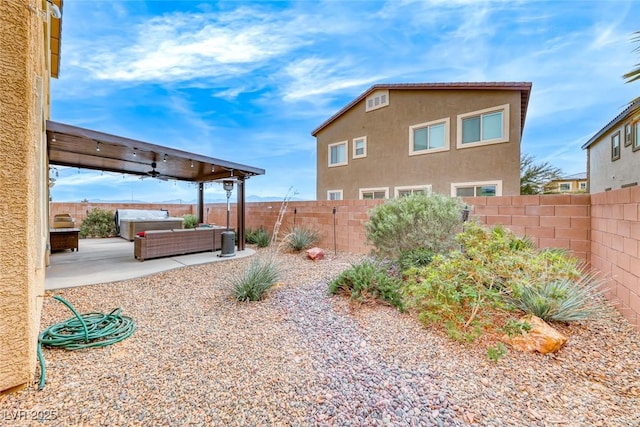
xmin=134 ymin=227 xmax=225 ymax=261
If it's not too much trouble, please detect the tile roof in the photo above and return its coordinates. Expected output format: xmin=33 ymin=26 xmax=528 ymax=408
xmin=581 ymin=97 xmax=640 ymax=150
xmin=311 ymin=82 xmax=532 ymax=136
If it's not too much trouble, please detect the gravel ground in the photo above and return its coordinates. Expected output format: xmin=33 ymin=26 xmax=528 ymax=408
xmin=1 ymin=249 xmax=639 ymax=426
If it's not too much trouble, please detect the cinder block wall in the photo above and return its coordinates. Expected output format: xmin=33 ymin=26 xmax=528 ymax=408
xmin=51 ymin=191 xmax=640 ymax=330
xmin=462 ymin=194 xmax=591 ymax=263
xmin=590 ymin=187 xmax=640 ymax=328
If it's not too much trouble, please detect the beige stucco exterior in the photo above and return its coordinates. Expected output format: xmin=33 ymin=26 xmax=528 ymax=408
xmin=314 ymin=85 xmax=529 ymax=200
xmin=0 ymin=0 xmax=56 ymax=392
xmin=584 ymin=101 xmax=640 ymax=193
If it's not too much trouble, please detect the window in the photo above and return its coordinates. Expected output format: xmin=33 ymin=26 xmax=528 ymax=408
xmin=359 ymin=187 xmax=388 ymax=200
xmin=457 ymin=104 xmax=510 ymax=148
xmin=559 ymin=183 xmax=571 ymax=192
xmin=579 ymin=182 xmax=587 ymax=190
xmin=353 ymin=136 xmax=367 ymax=159
xmin=327 ymin=190 xmax=343 ymax=200
xmin=451 ymin=181 xmax=502 ymax=197
xmin=365 ymin=90 xmax=389 ymax=112
xmin=328 ymin=141 xmax=348 ymax=167
xmin=634 ymin=122 xmax=640 ymax=151
xmin=394 ymin=185 xmax=432 ymax=198
xmin=611 ymin=131 xmax=620 ymax=161
xmin=625 ymin=123 xmax=632 ymax=147
xmin=409 ymin=118 xmax=450 ymax=155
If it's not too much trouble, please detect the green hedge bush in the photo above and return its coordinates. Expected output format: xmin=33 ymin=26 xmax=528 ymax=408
xmin=365 ymin=193 xmax=466 ymax=259
xmin=79 ymin=208 xmax=116 ymax=238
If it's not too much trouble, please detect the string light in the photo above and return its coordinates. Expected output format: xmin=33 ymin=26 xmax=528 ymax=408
xmin=190 ymin=160 xmax=194 ymax=168
xmin=163 ymin=154 xmax=168 ymax=162
xmin=96 ymin=142 xmax=100 ymax=152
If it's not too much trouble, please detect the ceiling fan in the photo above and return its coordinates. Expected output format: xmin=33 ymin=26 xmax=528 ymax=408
xmin=142 ymin=162 xmax=168 ymax=181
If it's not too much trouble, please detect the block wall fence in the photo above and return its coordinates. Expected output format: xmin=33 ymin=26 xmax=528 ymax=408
xmin=50 ymin=188 xmax=640 ymax=329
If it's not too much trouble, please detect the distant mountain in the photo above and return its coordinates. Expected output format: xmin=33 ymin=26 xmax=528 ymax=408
xmin=82 ymin=195 xmax=306 ymax=204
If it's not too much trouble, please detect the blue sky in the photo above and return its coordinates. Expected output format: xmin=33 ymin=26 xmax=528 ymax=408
xmin=50 ymin=0 xmax=640 ymax=202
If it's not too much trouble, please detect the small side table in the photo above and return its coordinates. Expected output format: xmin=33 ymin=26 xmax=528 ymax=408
xmin=50 ymin=228 xmax=80 ymax=252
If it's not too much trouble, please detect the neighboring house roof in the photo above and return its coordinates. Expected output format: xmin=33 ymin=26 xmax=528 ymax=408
xmin=556 ymin=172 xmax=587 ymax=181
xmin=311 ymin=82 xmax=533 ymax=136
xmin=581 ymin=97 xmax=640 ymax=150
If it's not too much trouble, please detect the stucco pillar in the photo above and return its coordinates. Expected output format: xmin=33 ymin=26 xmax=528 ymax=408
xmin=0 ymin=0 xmax=49 ymax=392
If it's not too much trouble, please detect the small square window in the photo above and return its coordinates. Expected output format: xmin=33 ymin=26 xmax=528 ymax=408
xmin=327 ymin=190 xmax=343 ymax=200
xmin=328 ymin=141 xmax=348 ymax=167
xmin=579 ymin=182 xmax=587 ymax=190
xmin=611 ymin=131 xmax=621 ymax=161
xmin=353 ymin=136 xmax=367 ymax=159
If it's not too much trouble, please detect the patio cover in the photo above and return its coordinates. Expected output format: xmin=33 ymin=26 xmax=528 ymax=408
xmin=46 ymin=120 xmax=266 ymax=250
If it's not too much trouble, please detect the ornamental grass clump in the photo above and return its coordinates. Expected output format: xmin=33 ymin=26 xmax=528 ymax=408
xmin=182 ymin=214 xmax=197 ymax=229
xmin=508 ymin=273 xmax=609 ymax=322
xmin=232 ymin=255 xmax=282 ymax=301
xmin=282 ymin=226 xmax=320 ymax=252
xmin=365 ymin=193 xmax=466 ymax=259
xmin=328 ymin=259 xmax=404 ymax=310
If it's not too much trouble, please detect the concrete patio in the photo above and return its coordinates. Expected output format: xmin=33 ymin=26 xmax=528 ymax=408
xmin=45 ymin=237 xmax=254 ymax=290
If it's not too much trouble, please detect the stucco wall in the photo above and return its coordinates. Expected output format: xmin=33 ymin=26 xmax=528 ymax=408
xmin=588 ymin=109 xmax=640 ymax=193
xmin=316 ymin=89 xmax=522 ymax=200
xmin=0 ymin=0 xmax=49 ymax=392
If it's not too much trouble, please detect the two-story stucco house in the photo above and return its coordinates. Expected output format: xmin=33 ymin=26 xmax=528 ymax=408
xmin=581 ymin=98 xmax=640 ymax=193
xmin=312 ymin=82 xmax=532 ymax=200
xmin=544 ymin=172 xmax=588 ymax=194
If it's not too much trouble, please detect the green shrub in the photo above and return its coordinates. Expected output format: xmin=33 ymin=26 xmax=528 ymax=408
xmin=398 ymin=247 xmax=435 ymax=272
xmin=328 ymin=259 xmax=404 ymax=310
xmin=79 ymin=208 xmax=116 ymax=238
xmin=245 ymin=227 xmax=259 ymax=244
xmin=254 ymin=228 xmax=270 ymax=248
xmin=487 ymin=343 xmax=507 ymax=361
xmin=232 ymin=255 xmax=282 ymax=301
xmin=182 ymin=214 xmax=197 ymax=229
xmin=508 ymin=273 xmax=608 ymax=322
xmin=282 ymin=226 xmax=320 ymax=252
xmin=365 ymin=193 xmax=466 ymax=259
xmin=402 ymin=222 xmax=603 ymax=342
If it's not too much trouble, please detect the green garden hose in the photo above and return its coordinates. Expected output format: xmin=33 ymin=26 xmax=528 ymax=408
xmin=37 ymin=296 xmax=135 ymax=390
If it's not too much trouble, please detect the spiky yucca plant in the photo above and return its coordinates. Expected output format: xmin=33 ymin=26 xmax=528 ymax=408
xmin=282 ymin=226 xmax=320 ymax=252
xmin=232 ymin=256 xmax=282 ymax=301
xmin=509 ymin=273 xmax=609 ymax=322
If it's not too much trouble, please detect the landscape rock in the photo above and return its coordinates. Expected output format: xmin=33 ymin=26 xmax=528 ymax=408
xmin=306 ymin=247 xmax=325 ymax=261
xmin=501 ymin=315 xmax=567 ymax=354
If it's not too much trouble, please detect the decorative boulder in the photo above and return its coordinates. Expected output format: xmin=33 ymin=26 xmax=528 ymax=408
xmin=306 ymin=247 xmax=325 ymax=261
xmin=501 ymin=315 xmax=567 ymax=354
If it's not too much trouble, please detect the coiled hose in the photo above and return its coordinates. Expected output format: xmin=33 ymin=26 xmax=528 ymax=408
xmin=37 ymin=296 xmax=135 ymax=390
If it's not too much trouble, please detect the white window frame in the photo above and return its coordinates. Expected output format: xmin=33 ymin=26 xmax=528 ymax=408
xmin=559 ymin=182 xmax=572 ymax=192
xmin=450 ymin=180 xmax=503 ymax=197
xmin=328 ymin=141 xmax=348 ymax=167
xmin=352 ymin=136 xmax=367 ymax=159
xmin=409 ymin=118 xmax=450 ymax=156
xmin=394 ymin=185 xmax=433 ymax=198
xmin=365 ymin=89 xmax=389 ymax=112
xmin=579 ymin=182 xmax=587 ymax=190
xmin=359 ymin=187 xmax=389 ymax=200
xmin=327 ymin=190 xmax=343 ymax=200
xmin=457 ymin=104 xmax=510 ymax=149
